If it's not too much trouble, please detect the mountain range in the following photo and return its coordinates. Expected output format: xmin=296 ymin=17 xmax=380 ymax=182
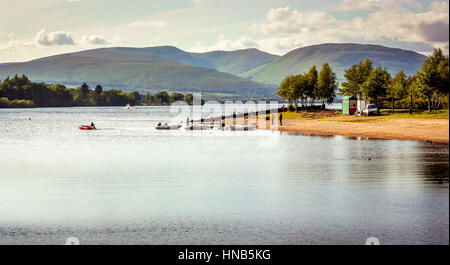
xmin=0 ymin=43 xmax=428 ymax=98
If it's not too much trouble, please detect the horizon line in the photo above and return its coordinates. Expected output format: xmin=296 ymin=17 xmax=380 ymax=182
xmin=0 ymin=42 xmax=432 ymax=64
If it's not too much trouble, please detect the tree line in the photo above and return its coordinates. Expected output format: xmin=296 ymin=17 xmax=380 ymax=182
xmin=277 ymin=48 xmax=449 ymax=113
xmin=0 ymin=75 xmax=141 ymax=108
xmin=277 ymin=62 xmax=338 ymax=110
xmin=145 ymin=91 xmax=204 ymax=105
xmin=339 ymin=48 xmax=449 ymax=113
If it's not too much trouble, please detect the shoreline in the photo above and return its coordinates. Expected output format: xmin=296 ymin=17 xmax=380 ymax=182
xmin=277 ymin=117 xmax=449 ymax=143
xmin=205 ymin=111 xmax=449 ymax=143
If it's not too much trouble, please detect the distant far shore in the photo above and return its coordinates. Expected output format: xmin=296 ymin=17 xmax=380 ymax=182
xmin=276 ymin=111 xmax=449 ymax=143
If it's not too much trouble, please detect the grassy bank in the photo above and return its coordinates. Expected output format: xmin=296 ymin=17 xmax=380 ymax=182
xmin=276 ymin=109 xmax=449 ymax=123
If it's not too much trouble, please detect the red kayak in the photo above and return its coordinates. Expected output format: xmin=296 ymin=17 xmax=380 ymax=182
xmin=78 ymin=125 xmax=93 ymax=130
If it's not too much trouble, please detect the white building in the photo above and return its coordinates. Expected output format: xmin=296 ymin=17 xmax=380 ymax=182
xmin=357 ymin=99 xmax=371 ymax=114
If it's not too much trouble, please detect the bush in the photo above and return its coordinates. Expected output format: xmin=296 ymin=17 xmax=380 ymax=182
xmin=287 ymin=103 xmax=296 ymax=112
xmin=382 ymin=95 xmax=448 ymax=111
xmin=10 ymin=99 xmax=36 ymax=108
xmin=0 ymin=97 xmax=35 ymax=108
xmin=0 ymin=97 xmax=10 ymax=107
xmin=1 ymin=74 xmax=141 ymax=107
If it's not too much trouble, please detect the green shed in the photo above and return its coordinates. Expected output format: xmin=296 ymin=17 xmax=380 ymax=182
xmin=342 ymin=96 xmax=357 ymax=115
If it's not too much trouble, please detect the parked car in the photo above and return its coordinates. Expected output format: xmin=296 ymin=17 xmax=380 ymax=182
xmin=363 ymin=104 xmax=378 ymax=116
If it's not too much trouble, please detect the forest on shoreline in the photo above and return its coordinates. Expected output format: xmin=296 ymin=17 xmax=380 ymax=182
xmin=0 ymin=75 xmax=209 ymax=108
xmin=0 ymin=75 xmax=141 ymax=108
xmin=277 ymin=48 xmax=449 ymax=112
xmin=2 ymin=48 xmax=448 ymax=110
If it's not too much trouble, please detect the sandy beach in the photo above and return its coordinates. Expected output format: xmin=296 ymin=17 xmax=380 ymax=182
xmin=216 ymin=112 xmax=449 ymax=143
xmin=277 ymin=116 xmax=449 ymax=143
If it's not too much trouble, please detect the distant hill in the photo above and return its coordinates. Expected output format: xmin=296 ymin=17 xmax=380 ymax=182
xmin=0 ymin=43 xmax=428 ymax=98
xmin=28 ymin=45 xmax=279 ymax=76
xmin=197 ymin=48 xmax=279 ymax=75
xmin=0 ymin=48 xmax=276 ymax=98
xmin=114 ymin=46 xmax=279 ymax=76
xmin=241 ymin=43 xmax=428 ymax=85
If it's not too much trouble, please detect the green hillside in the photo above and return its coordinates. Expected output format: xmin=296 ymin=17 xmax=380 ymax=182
xmin=110 ymin=46 xmax=279 ymax=75
xmin=198 ymin=48 xmax=279 ymax=75
xmin=35 ymin=46 xmax=279 ymax=76
xmin=0 ymin=43 xmax=428 ymax=98
xmin=242 ymin=43 xmax=428 ymax=85
xmin=0 ymin=54 xmax=275 ymax=98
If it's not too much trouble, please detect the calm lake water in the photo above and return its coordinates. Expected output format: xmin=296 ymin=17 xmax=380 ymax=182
xmin=0 ymin=106 xmax=448 ymax=245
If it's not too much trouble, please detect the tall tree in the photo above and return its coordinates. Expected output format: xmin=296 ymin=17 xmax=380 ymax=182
xmin=277 ymin=75 xmax=297 ymax=103
xmin=185 ymin=93 xmax=194 ymax=105
xmin=145 ymin=93 xmax=153 ymax=105
xmin=406 ymin=75 xmax=419 ymax=114
xmin=95 ymin=85 xmax=103 ymax=94
xmin=292 ymin=74 xmax=309 ymax=109
xmin=130 ymin=91 xmax=141 ymax=105
xmin=339 ymin=58 xmax=373 ymax=97
xmin=317 ymin=63 xmax=338 ymax=109
xmin=305 ymin=66 xmax=318 ymax=108
xmin=361 ymin=65 xmax=391 ymax=114
xmin=154 ymin=91 xmax=170 ymax=105
xmin=437 ymin=56 xmax=449 ymax=95
xmin=418 ymin=48 xmax=449 ymax=111
xmin=169 ymin=92 xmax=185 ymax=103
xmin=81 ymin=82 xmax=90 ymax=94
xmin=387 ymin=70 xmax=408 ymax=113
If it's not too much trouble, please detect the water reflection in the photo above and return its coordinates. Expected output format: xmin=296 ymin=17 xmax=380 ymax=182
xmin=0 ymin=107 xmax=448 ymax=244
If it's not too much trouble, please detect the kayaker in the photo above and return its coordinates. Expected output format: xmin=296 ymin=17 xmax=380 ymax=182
xmin=90 ymin=122 xmax=96 ymax=129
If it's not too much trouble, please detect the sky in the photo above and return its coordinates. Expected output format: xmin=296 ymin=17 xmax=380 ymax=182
xmin=0 ymin=0 xmax=448 ymax=62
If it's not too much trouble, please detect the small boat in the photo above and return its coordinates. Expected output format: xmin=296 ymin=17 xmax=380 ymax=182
xmin=78 ymin=125 xmax=94 ymax=130
xmin=156 ymin=124 xmax=181 ymax=130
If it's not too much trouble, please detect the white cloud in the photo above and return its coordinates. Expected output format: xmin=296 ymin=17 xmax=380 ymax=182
xmin=112 ymin=34 xmax=128 ymax=45
xmin=81 ymin=35 xmax=110 ymax=45
xmin=193 ymin=0 xmax=210 ymax=4
xmin=341 ymin=1 xmax=449 ymax=44
xmin=256 ymin=37 xmax=304 ymax=55
xmin=334 ymin=0 xmax=423 ymax=12
xmin=188 ymin=33 xmax=339 ymax=55
xmin=188 ymin=36 xmax=259 ymax=53
xmin=1 ymin=34 xmax=35 ymax=52
xmin=1 ymin=29 xmax=120 ymax=55
xmin=34 ymin=28 xmax=75 ymax=46
xmin=250 ymin=7 xmax=335 ymax=34
xmin=127 ymin=20 xmax=167 ymax=28
xmin=334 ymin=0 xmax=384 ymax=11
xmin=246 ymin=2 xmax=449 ymax=54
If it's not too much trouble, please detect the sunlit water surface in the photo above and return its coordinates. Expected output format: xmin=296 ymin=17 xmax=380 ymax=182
xmin=0 ymin=107 xmax=448 ymax=244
